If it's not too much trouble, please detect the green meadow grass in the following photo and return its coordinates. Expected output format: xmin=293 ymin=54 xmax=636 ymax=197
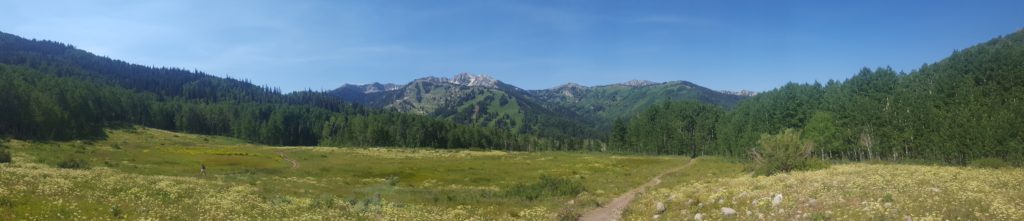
xmin=1 ymin=127 xmax=689 ymax=220
xmin=624 ymin=159 xmax=1024 ymax=220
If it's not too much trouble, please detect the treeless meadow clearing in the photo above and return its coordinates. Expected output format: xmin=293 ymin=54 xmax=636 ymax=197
xmin=1 ymin=127 xmax=690 ymax=220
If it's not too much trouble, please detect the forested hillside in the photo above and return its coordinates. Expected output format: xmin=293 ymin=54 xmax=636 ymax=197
xmin=331 ymin=74 xmax=601 ymax=139
xmin=532 ymin=80 xmax=744 ymax=131
xmin=333 ymin=75 xmax=745 ymax=138
xmin=608 ymin=101 xmax=722 ymax=155
xmin=613 ymin=30 xmax=1024 ymax=164
xmin=0 ymin=31 xmax=600 ymax=151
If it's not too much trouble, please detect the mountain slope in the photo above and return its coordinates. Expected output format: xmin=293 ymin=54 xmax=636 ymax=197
xmin=331 ymin=73 xmax=597 ymax=138
xmin=0 ymin=30 xmax=600 ymax=151
xmin=532 ymin=80 xmax=746 ymax=129
xmin=333 ymin=74 xmax=748 ymax=135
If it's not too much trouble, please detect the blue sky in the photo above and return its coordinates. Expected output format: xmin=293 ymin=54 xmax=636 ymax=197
xmin=2 ymin=0 xmax=1022 ymax=92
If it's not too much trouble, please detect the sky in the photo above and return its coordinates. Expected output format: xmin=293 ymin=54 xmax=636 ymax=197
xmin=2 ymin=0 xmax=1023 ymax=92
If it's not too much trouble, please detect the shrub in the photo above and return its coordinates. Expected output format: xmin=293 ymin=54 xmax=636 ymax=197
xmin=969 ymin=157 xmax=1009 ymax=169
xmin=110 ymin=205 xmax=125 ymax=219
xmin=385 ymin=176 xmax=400 ymax=186
xmin=750 ymin=128 xmax=828 ymax=175
xmin=0 ymin=140 xmax=8 ymax=163
xmin=504 ymin=175 xmax=585 ymax=201
xmin=57 ymin=157 xmax=90 ymax=169
xmin=0 ymin=147 xmax=10 ymax=163
xmin=310 ymin=194 xmax=337 ymax=209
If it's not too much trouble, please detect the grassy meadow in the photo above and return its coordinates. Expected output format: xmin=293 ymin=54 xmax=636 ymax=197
xmin=3 ymin=127 xmax=1024 ymax=220
xmin=624 ymin=161 xmax=1024 ymax=220
xmin=0 ymin=127 xmax=688 ymax=220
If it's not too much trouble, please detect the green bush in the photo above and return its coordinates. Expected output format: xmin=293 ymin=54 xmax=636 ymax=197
xmin=310 ymin=194 xmax=337 ymax=209
xmin=385 ymin=176 xmax=400 ymax=186
xmin=110 ymin=205 xmax=125 ymax=219
xmin=57 ymin=157 xmax=90 ymax=169
xmin=750 ymin=128 xmax=828 ymax=175
xmin=504 ymin=175 xmax=585 ymax=201
xmin=0 ymin=148 xmax=10 ymax=164
xmin=0 ymin=140 xmax=9 ymax=163
xmin=802 ymin=157 xmax=830 ymax=170
xmin=0 ymin=142 xmax=10 ymax=163
xmin=969 ymin=158 xmax=1009 ymax=169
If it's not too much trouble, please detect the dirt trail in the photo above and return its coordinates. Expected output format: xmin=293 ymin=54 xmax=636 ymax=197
xmin=578 ymin=158 xmax=695 ymax=221
xmin=276 ymin=150 xmax=299 ymax=169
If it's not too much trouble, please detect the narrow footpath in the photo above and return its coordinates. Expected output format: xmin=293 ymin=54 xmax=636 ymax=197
xmin=277 ymin=150 xmax=299 ymax=169
xmin=578 ymin=158 xmax=695 ymax=221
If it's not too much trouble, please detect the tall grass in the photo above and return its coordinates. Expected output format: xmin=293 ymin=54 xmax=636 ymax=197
xmin=504 ymin=175 xmax=585 ymax=201
xmin=1 ymin=127 xmax=689 ymax=220
xmin=56 ymin=157 xmax=89 ymax=169
xmin=627 ymin=163 xmax=1024 ymax=220
xmin=969 ymin=157 xmax=1010 ymax=169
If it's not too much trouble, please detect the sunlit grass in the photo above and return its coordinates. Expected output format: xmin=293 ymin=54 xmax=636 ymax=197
xmin=0 ymin=127 xmax=688 ymax=220
xmin=625 ymin=161 xmax=1024 ymax=220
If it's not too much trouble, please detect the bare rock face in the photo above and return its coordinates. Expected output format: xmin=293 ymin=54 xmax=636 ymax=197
xmin=551 ymin=83 xmax=588 ymax=99
xmin=450 ymin=73 xmax=498 ymax=88
xmin=619 ymin=79 xmax=658 ymax=87
xmin=655 ymin=202 xmax=667 ymax=214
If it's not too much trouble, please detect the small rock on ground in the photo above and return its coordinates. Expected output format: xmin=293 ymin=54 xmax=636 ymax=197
xmin=655 ymin=202 xmax=666 ymax=214
xmin=721 ymin=207 xmax=736 ymax=216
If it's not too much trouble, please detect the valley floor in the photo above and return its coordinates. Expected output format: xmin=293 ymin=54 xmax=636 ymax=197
xmin=2 ymin=127 xmax=1023 ymax=220
xmin=0 ymin=127 xmax=688 ymax=220
xmin=624 ymin=161 xmax=1024 ymax=220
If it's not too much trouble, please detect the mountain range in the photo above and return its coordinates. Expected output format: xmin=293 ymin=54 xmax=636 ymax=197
xmin=330 ymin=73 xmax=749 ymax=133
xmin=1 ymin=28 xmax=1022 ymax=160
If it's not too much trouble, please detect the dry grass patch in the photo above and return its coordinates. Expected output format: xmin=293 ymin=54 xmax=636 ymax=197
xmin=627 ymin=163 xmax=1024 ymax=220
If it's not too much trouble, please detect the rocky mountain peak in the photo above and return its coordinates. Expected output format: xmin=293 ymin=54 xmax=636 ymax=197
xmin=450 ymin=72 xmax=498 ymax=88
xmin=552 ymin=83 xmax=587 ymax=90
xmin=619 ymin=79 xmax=659 ymax=87
xmin=550 ymin=83 xmax=589 ymax=98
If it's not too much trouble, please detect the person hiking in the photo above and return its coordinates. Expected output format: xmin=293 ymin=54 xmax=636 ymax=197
xmin=200 ymin=163 xmax=207 ymax=176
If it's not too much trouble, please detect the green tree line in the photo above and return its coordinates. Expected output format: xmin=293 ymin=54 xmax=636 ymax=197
xmin=612 ymin=31 xmax=1024 ymax=165
xmin=0 ymin=31 xmax=602 ymax=151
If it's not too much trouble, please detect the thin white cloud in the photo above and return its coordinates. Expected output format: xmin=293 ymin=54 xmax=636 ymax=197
xmin=498 ymin=1 xmax=597 ymax=33
xmin=627 ymin=15 xmax=718 ymax=26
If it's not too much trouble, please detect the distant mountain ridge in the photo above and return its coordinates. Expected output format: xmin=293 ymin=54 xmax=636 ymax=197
xmin=330 ymin=74 xmax=748 ymax=133
xmin=339 ymin=82 xmax=402 ymax=93
xmin=330 ymin=73 xmax=595 ymax=137
xmin=719 ymin=89 xmax=758 ymax=97
xmin=531 ymin=79 xmax=747 ymax=130
xmin=617 ymin=79 xmax=659 ymax=87
xmin=0 ymin=30 xmax=600 ymax=150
